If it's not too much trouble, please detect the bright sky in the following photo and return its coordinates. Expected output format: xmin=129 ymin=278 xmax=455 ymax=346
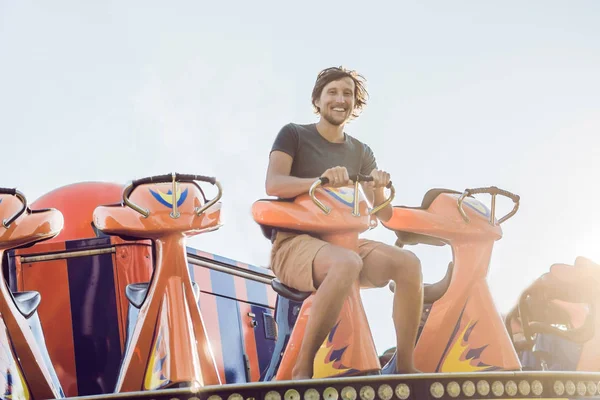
xmin=1 ymin=1 xmax=599 ymax=353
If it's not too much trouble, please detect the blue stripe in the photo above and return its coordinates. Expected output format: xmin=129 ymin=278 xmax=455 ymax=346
xmin=186 ymin=248 xmax=272 ymax=306
xmin=247 ymin=263 xmax=273 ymax=276
xmin=251 ymin=305 xmax=276 ymax=376
xmin=212 ymin=253 xmax=239 ymax=267
xmin=188 ymin=260 xmax=195 ymax=282
xmin=212 ymin=254 xmax=272 ymax=276
xmin=245 ymin=279 xmax=269 ymax=307
xmin=149 ymin=188 xmax=189 ymax=208
xmin=186 ymin=247 xmax=273 ymax=277
xmin=324 ymin=187 xmax=354 ymax=207
xmin=66 ymin=241 xmax=121 ymax=395
xmin=209 ymin=268 xmax=237 ymax=299
xmin=215 ymin=297 xmax=246 ymax=383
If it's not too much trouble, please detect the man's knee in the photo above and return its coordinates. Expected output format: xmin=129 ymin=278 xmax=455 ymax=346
xmin=315 ymin=248 xmax=363 ymax=288
xmin=330 ymin=251 xmax=363 ymax=282
xmin=393 ymin=250 xmax=423 ymax=288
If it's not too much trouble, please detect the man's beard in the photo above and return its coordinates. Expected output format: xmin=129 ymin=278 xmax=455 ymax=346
xmin=322 ymin=112 xmax=347 ymax=126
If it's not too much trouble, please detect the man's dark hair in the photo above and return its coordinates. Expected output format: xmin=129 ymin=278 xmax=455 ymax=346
xmin=311 ymin=66 xmax=369 ymax=118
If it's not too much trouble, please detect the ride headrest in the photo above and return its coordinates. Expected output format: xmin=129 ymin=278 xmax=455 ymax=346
xmin=94 ymin=178 xmax=222 ymax=239
xmin=0 ymin=191 xmax=64 ymax=251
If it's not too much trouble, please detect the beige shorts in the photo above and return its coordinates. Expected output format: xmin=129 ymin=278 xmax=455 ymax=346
xmin=269 ymin=231 xmax=383 ymax=292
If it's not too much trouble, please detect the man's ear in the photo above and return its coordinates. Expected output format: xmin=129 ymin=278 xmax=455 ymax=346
xmin=314 ymin=98 xmax=321 ymax=111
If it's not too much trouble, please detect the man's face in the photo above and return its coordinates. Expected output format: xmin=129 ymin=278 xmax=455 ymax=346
xmin=315 ymin=77 xmax=356 ymax=126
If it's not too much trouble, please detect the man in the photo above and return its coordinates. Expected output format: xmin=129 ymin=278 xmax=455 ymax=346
xmin=265 ymin=66 xmax=423 ymax=379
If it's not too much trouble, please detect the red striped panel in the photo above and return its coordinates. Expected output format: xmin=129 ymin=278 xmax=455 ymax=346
xmin=19 ymin=244 xmax=79 ymax=397
xmin=111 ymin=240 xmax=153 ymax=353
xmin=232 ymin=268 xmax=248 ymax=303
xmin=193 ymin=263 xmax=212 ymax=294
xmin=235 ymin=260 xmax=253 ymax=272
xmin=195 ymin=266 xmax=225 ymax=384
xmin=233 ymin=276 xmax=259 ymax=381
xmin=235 ymin=261 xmax=277 ymax=310
xmin=191 ymin=249 xmax=214 ymax=259
xmin=191 ymin=249 xmax=274 ymax=277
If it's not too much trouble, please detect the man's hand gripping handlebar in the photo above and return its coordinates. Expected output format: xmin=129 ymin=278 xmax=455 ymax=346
xmin=309 ymin=174 xmax=395 ymax=216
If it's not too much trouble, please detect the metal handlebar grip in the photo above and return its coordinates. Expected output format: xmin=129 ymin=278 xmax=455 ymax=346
xmin=466 ymin=186 xmax=520 ymax=202
xmin=123 ymin=173 xmax=222 ymax=218
xmin=458 ymin=186 xmax=520 ymax=224
xmin=1 ymin=189 xmax=28 ymax=228
xmin=0 ymin=187 xmax=17 ymax=195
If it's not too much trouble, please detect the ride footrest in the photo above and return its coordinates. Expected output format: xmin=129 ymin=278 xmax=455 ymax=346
xmin=13 ymin=291 xmax=41 ymax=319
xmin=125 ymin=282 xmax=200 ymax=309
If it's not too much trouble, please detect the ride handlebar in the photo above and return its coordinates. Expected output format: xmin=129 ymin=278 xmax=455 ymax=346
xmin=131 ymin=173 xmax=217 ymax=188
xmin=309 ymin=174 xmax=395 ymax=216
xmin=123 ymin=172 xmax=222 ymax=218
xmin=457 ymin=186 xmax=520 ymax=224
xmin=519 ymin=290 xmax=595 ymax=346
xmin=504 ymin=306 xmax=532 ymax=352
xmin=464 ymin=186 xmax=520 ymax=202
xmin=0 ymin=188 xmax=27 ymax=228
xmin=0 ymin=187 xmax=18 ymax=196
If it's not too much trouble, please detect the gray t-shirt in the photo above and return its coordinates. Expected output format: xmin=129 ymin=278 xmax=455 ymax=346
xmin=270 ymin=123 xmax=377 ymax=179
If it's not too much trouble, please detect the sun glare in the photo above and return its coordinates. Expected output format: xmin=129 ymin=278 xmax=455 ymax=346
xmin=572 ymin=235 xmax=600 ymax=267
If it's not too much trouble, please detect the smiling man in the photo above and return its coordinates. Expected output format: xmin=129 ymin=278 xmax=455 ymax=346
xmin=265 ymin=66 xmax=423 ymax=379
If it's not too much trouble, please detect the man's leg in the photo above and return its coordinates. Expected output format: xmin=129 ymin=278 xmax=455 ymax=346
xmin=292 ymin=244 xmax=364 ymax=379
xmin=359 ymin=242 xmax=423 ymax=373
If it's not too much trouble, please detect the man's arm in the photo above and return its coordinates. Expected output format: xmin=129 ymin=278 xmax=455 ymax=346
xmin=265 ymin=151 xmax=318 ymax=199
xmin=266 ymin=151 xmax=352 ymax=199
xmin=372 ymin=187 xmax=393 ymax=222
xmin=362 ymin=171 xmax=393 ymax=222
xmin=359 ymin=144 xmax=393 ymax=221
